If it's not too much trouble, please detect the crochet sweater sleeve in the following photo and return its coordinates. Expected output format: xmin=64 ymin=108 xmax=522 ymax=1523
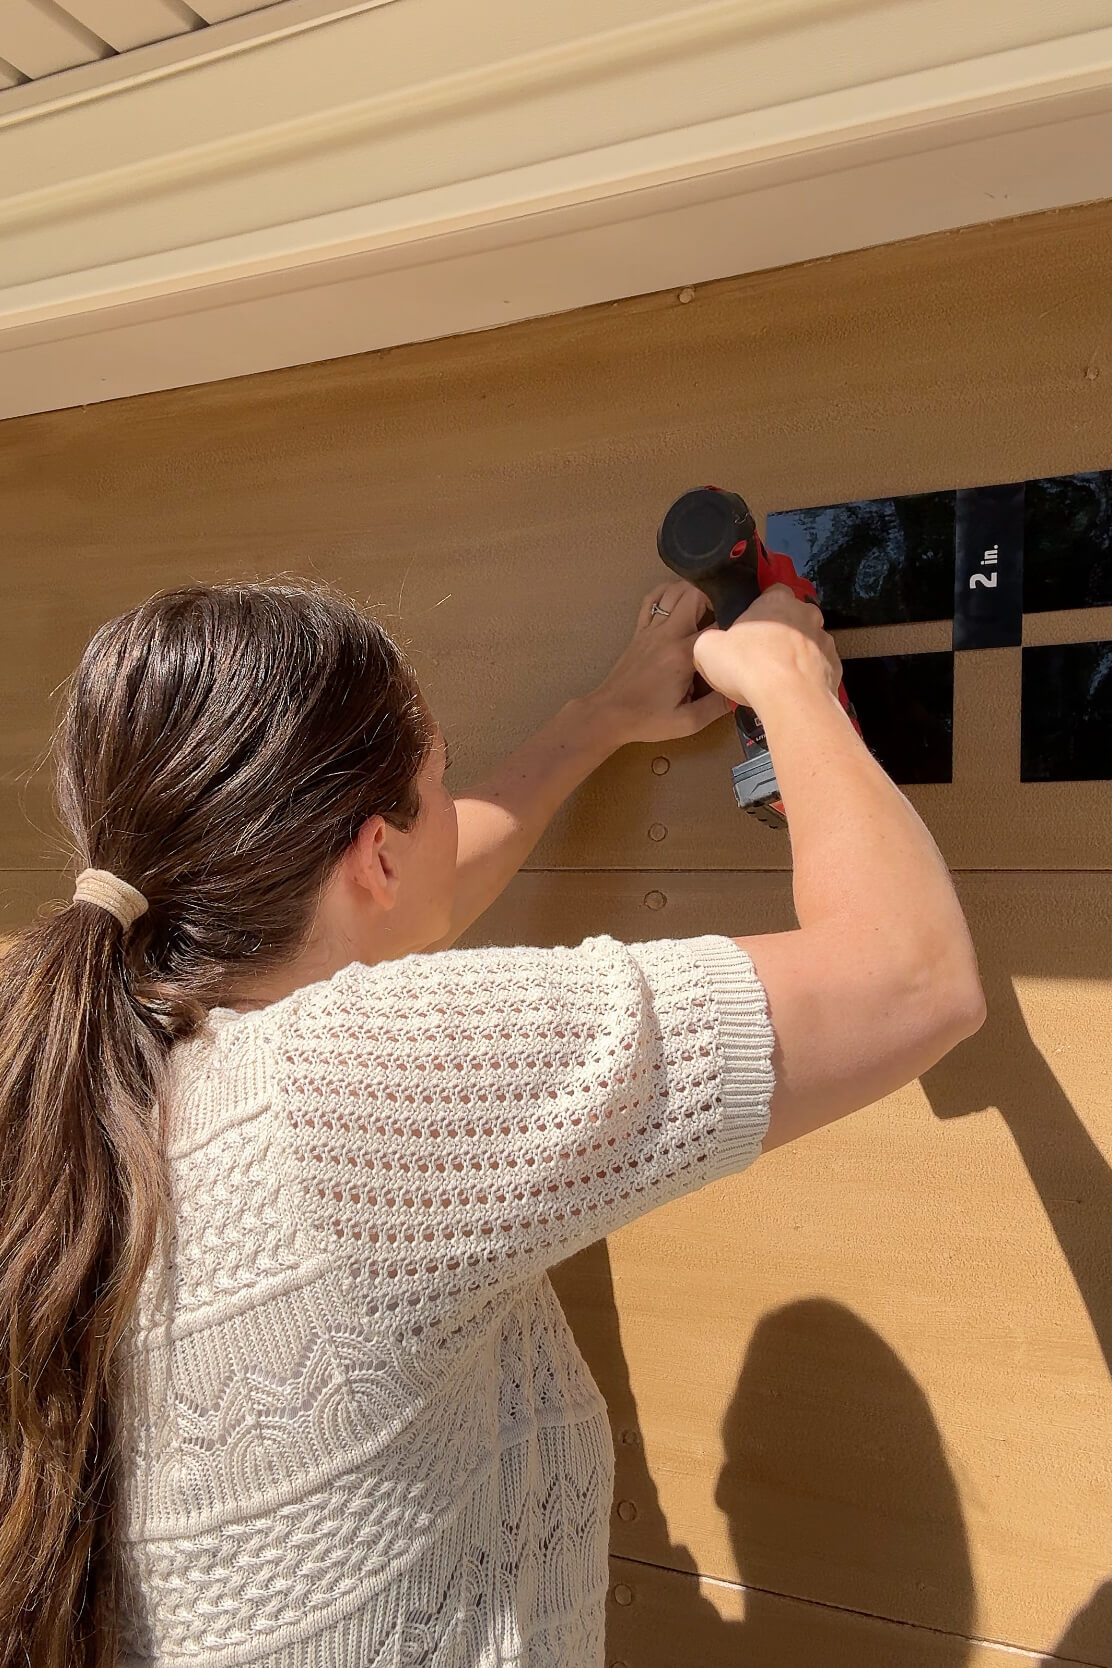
xmin=267 ymin=933 xmax=774 ymax=1350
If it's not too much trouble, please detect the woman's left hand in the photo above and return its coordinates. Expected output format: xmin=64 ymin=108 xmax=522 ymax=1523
xmin=587 ymin=580 xmax=731 ymax=746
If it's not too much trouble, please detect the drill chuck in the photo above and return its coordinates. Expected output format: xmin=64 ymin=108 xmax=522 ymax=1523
xmin=656 ymin=487 xmax=761 ymax=629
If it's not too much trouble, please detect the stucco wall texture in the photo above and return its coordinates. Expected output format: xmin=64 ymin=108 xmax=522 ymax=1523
xmin=2 ymin=199 xmax=1110 ymax=1666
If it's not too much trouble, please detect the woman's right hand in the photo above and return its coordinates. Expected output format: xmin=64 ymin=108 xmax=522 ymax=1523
xmin=692 ymin=583 xmax=843 ymax=711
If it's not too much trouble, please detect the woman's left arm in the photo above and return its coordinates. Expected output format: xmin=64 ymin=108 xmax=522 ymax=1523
xmin=424 ymin=580 xmax=727 ymax=951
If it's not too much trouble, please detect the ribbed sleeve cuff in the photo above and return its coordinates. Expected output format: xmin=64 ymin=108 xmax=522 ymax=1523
xmin=683 ymin=934 xmax=776 ymax=1180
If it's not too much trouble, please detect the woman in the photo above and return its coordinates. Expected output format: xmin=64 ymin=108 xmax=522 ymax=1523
xmin=0 ymin=575 xmax=984 ymax=1667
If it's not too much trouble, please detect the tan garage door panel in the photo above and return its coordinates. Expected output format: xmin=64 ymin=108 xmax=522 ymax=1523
xmin=0 ymin=870 xmax=65 ymax=943
xmin=3 ymin=203 xmax=1111 ymax=872
xmin=469 ymin=870 xmax=1112 ymax=1659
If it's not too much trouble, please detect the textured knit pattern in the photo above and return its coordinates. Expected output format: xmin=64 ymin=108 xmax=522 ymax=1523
xmin=116 ymin=934 xmax=775 ymax=1668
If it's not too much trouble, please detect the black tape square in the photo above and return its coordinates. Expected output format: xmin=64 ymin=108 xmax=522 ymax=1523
xmin=1021 ymin=641 xmax=1112 ymax=781
xmin=1023 ymin=470 xmax=1112 ymax=612
xmin=841 ymin=653 xmax=954 ymax=784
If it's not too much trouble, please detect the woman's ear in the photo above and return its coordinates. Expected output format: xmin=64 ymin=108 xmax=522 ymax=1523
xmin=345 ymin=814 xmax=400 ymax=911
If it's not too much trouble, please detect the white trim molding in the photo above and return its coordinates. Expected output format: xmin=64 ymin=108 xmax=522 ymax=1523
xmin=2 ymin=0 xmax=1112 ymax=418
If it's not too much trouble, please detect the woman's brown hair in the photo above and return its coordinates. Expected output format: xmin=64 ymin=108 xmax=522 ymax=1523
xmin=0 ymin=582 xmax=433 ymax=1666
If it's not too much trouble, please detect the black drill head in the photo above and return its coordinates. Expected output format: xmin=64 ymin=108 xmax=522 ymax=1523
xmin=657 ymin=486 xmax=761 ymax=629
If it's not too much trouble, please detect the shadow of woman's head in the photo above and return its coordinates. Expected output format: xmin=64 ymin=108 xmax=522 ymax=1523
xmin=716 ymin=1300 xmax=975 ymax=1648
xmin=1047 ymin=1579 xmax=1112 ymax=1665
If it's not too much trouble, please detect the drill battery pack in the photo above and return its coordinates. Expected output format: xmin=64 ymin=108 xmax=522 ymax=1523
xmin=730 ymin=752 xmax=787 ymax=829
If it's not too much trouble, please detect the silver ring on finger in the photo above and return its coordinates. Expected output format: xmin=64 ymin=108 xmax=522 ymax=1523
xmin=650 ymin=603 xmax=671 ymax=619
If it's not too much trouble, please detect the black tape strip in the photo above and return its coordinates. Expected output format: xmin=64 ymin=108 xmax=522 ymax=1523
xmin=953 ymin=483 xmax=1025 ymax=650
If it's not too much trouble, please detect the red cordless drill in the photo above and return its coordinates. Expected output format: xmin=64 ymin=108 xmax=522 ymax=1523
xmin=657 ymin=486 xmax=862 ymax=829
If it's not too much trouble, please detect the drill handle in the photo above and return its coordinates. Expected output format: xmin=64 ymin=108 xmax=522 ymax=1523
xmin=655 ymin=486 xmax=863 ymax=827
xmin=757 ymin=538 xmax=863 ymax=738
xmin=698 ymin=563 xmax=761 ymax=632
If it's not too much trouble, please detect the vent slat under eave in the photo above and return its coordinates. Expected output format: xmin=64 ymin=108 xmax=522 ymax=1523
xmin=60 ymin=0 xmax=204 ymax=55
xmin=188 ymin=0 xmax=279 ymax=22
xmin=0 ymin=0 xmax=281 ymax=86
xmin=0 ymin=0 xmax=112 ymax=79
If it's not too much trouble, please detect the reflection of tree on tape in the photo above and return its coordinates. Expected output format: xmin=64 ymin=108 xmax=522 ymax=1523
xmin=1025 ymin=471 xmax=1112 ymax=613
xmin=767 ymin=490 xmax=955 ymax=630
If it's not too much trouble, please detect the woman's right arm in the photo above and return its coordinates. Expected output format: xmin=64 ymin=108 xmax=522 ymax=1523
xmin=694 ymin=587 xmax=987 ymax=1153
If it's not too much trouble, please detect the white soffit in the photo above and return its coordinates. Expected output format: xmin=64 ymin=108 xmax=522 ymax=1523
xmin=1 ymin=0 xmax=1112 ymax=419
xmin=0 ymin=0 xmax=287 ymax=84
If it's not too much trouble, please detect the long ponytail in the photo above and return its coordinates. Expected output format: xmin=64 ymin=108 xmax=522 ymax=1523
xmin=0 ymin=903 xmax=176 ymax=1666
xmin=0 ymin=581 xmax=432 ymax=1664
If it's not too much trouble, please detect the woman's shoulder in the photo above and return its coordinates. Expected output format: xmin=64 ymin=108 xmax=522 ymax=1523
xmin=244 ymin=938 xmax=627 ymax=1034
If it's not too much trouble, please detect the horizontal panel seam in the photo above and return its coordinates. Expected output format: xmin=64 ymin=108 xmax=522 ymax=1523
xmin=517 ymin=867 xmax=1112 ymax=876
xmin=5 ymin=867 xmax=1112 ymax=877
xmin=609 ymin=1554 xmax=1105 ymax=1665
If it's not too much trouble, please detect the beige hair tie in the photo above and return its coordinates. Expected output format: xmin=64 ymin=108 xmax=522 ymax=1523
xmin=73 ymin=868 xmax=149 ymax=930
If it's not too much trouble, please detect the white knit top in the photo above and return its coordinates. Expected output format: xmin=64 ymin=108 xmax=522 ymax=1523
xmin=117 ymin=932 xmax=775 ymax=1668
